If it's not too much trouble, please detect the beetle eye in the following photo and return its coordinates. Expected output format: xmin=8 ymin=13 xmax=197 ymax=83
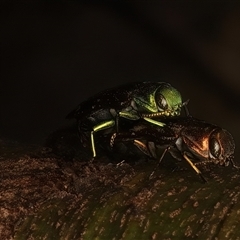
xmin=156 ymin=95 xmax=168 ymax=111
xmin=209 ymin=138 xmax=221 ymax=158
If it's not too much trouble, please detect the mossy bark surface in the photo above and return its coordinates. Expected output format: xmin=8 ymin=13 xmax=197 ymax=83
xmin=0 ymin=139 xmax=240 ymax=240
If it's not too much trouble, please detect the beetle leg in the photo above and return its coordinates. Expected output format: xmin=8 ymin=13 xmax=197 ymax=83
xmin=91 ymin=120 xmax=115 ymax=158
xmin=230 ymin=158 xmax=240 ymax=170
xmin=118 ymin=109 xmax=140 ymax=120
xmin=90 ymin=132 xmax=96 ymax=160
xmin=183 ymin=152 xmax=207 ymax=183
xmin=133 ymin=140 xmax=152 ymax=157
xmin=149 ymin=146 xmax=170 ymax=179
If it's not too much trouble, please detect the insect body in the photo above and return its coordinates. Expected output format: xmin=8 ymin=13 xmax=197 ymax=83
xmin=110 ymin=117 xmax=236 ymax=182
xmin=67 ymin=82 xmax=185 ymax=158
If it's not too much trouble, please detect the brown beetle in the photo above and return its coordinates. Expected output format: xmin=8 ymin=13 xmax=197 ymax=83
xmin=110 ymin=116 xmax=237 ymax=182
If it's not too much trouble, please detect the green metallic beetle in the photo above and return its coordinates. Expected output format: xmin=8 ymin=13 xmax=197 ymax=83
xmin=67 ymin=81 xmax=187 ymax=159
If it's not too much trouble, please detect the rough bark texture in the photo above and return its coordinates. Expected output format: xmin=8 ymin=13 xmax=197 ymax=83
xmin=0 ymin=137 xmax=240 ymax=240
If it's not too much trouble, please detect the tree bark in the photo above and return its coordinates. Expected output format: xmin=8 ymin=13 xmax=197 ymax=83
xmin=0 ymin=139 xmax=240 ymax=240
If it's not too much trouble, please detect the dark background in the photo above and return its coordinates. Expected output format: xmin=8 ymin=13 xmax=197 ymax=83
xmin=1 ymin=1 xmax=240 ymax=157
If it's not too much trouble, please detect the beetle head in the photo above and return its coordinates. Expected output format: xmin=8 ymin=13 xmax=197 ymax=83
xmin=209 ymin=128 xmax=235 ymax=166
xmin=155 ymin=83 xmax=182 ymax=116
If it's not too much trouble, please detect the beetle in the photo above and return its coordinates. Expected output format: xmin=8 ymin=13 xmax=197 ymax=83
xmin=109 ymin=116 xmax=237 ymax=182
xmin=67 ymin=81 xmax=187 ymax=159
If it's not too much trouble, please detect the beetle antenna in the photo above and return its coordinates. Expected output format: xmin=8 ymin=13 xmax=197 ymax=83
xmin=182 ymin=99 xmax=190 ymax=117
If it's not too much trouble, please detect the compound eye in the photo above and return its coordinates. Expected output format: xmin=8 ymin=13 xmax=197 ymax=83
xmin=209 ymin=138 xmax=221 ymax=159
xmin=156 ymin=95 xmax=168 ymax=111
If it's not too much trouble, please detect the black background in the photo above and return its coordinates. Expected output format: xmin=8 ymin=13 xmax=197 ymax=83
xmin=1 ymin=1 xmax=240 ymax=159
